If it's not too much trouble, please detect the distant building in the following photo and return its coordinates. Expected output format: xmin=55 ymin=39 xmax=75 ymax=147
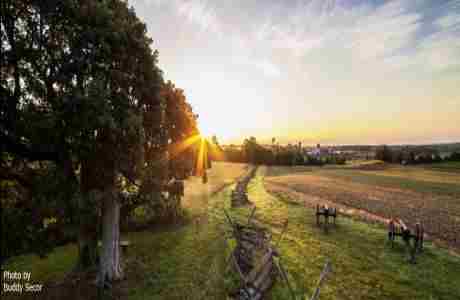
xmin=311 ymin=144 xmax=321 ymax=157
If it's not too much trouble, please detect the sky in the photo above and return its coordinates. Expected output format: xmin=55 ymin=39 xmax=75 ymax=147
xmin=129 ymin=0 xmax=460 ymax=145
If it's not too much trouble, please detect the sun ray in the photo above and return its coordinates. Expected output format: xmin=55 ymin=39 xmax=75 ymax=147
xmin=168 ymin=134 xmax=202 ymax=160
xmin=207 ymin=140 xmax=226 ymax=161
xmin=167 ymin=134 xmax=215 ymax=179
xmin=195 ymin=136 xmax=207 ymax=177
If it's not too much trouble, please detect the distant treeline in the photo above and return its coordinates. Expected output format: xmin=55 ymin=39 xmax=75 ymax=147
xmin=210 ymin=137 xmax=346 ymax=166
xmin=375 ymin=145 xmax=460 ymax=164
xmin=322 ymin=143 xmax=460 ymax=153
xmin=209 ymin=138 xmax=460 ymax=166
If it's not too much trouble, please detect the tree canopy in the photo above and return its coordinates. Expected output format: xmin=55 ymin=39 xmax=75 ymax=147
xmin=1 ymin=0 xmax=202 ymax=280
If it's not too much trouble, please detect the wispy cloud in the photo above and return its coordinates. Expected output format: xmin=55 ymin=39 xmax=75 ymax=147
xmin=250 ymin=1 xmax=423 ymax=61
xmin=146 ymin=0 xmax=282 ymax=77
xmin=142 ymin=0 xmax=460 ymax=74
xmin=145 ymin=0 xmax=222 ymax=35
xmin=435 ymin=12 xmax=460 ymax=28
xmin=385 ymin=9 xmax=460 ymax=73
xmin=348 ymin=1 xmax=422 ymax=60
xmin=175 ymin=0 xmax=221 ymax=35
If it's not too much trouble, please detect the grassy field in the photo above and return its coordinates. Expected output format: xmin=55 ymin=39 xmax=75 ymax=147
xmin=266 ymin=162 xmax=460 ymax=249
xmin=3 ymin=162 xmax=460 ymax=299
xmin=182 ymin=162 xmax=248 ymax=217
xmin=249 ymin=168 xmax=460 ymax=300
xmin=3 ymin=162 xmax=248 ymax=300
xmin=421 ymin=161 xmax=460 ymax=173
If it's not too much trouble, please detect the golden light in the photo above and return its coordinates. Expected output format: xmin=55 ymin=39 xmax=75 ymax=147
xmin=167 ymin=132 xmax=225 ymax=180
xmin=195 ymin=136 xmax=207 ymax=176
xmin=167 ymin=134 xmax=209 ymax=178
xmin=169 ymin=134 xmax=201 ymax=160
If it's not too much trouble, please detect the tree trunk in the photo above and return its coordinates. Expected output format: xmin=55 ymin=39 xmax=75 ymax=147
xmin=76 ymin=159 xmax=101 ymax=271
xmin=76 ymin=191 xmax=99 ymax=271
xmin=98 ymin=188 xmax=123 ymax=283
xmin=78 ymin=129 xmax=121 ymax=282
xmin=77 ymin=231 xmax=98 ymax=270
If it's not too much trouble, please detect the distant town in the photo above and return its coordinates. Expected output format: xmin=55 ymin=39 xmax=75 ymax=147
xmin=217 ymin=139 xmax=460 ymax=165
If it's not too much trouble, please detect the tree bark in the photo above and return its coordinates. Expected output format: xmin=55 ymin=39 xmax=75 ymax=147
xmin=78 ymin=129 xmax=122 ymax=282
xmin=77 ymin=230 xmax=99 ymax=270
xmin=76 ymin=159 xmax=101 ymax=271
xmin=76 ymin=191 xmax=99 ymax=271
xmin=98 ymin=188 xmax=123 ymax=283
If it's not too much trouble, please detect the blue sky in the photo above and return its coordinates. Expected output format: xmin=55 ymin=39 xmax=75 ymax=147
xmin=129 ymin=0 xmax=460 ymax=145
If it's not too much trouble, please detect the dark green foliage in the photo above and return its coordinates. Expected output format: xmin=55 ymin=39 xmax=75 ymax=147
xmin=377 ymin=145 xmax=450 ymax=165
xmin=219 ymin=138 xmax=344 ymax=166
xmin=375 ymin=145 xmax=393 ymax=162
xmin=304 ymin=156 xmax=324 ymax=166
xmin=1 ymin=161 xmax=79 ymax=262
xmin=448 ymin=152 xmax=460 ymax=161
xmin=275 ymin=150 xmax=297 ymax=166
xmin=220 ymin=145 xmax=247 ymax=163
xmin=1 ymin=0 xmax=201 ymax=264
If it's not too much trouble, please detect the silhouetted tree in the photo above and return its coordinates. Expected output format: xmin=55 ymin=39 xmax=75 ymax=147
xmin=376 ymin=145 xmax=393 ymax=162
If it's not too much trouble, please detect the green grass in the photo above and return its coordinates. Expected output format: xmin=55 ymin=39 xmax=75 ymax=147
xmin=265 ymin=165 xmax=314 ymax=177
xmin=422 ymin=161 xmax=460 ymax=173
xmin=3 ymin=165 xmax=460 ymax=300
xmin=3 ymin=188 xmax=235 ymax=300
xmin=355 ymin=167 xmax=460 ymax=185
xmin=245 ymin=168 xmax=460 ymax=300
xmin=264 ymin=160 xmax=386 ymax=178
xmin=122 ymin=187 xmax=234 ymax=300
xmin=3 ymin=244 xmax=78 ymax=283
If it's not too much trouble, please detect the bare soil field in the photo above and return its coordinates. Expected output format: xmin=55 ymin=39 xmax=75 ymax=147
xmin=265 ymin=164 xmax=460 ymax=249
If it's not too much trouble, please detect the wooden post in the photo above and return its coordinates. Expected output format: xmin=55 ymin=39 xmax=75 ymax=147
xmin=316 ymin=205 xmax=320 ymax=226
xmin=420 ymin=223 xmax=424 ymax=251
xmin=388 ymin=220 xmax=395 ymax=248
xmin=247 ymin=206 xmax=256 ymax=226
xmin=275 ymin=220 xmax=289 ymax=249
xmin=324 ymin=207 xmax=329 ymax=233
xmin=310 ymin=260 xmax=332 ymax=300
xmin=275 ymin=259 xmax=296 ymax=300
xmin=232 ymin=251 xmax=248 ymax=283
xmin=415 ymin=223 xmax=424 ymax=253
